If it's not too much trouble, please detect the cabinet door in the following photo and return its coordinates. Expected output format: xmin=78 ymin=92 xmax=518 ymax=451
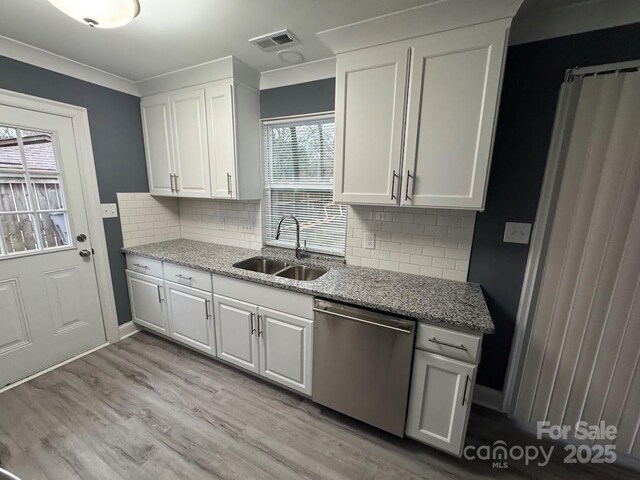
xmin=126 ymin=270 xmax=168 ymax=334
xmin=213 ymin=294 xmax=258 ymax=373
xmin=406 ymin=350 xmax=476 ymax=456
xmin=258 ymin=307 xmax=313 ymax=395
xmin=169 ymin=88 xmax=211 ymax=198
xmin=401 ymin=19 xmax=508 ymax=209
xmin=165 ymin=281 xmax=214 ymax=356
xmin=205 ymin=84 xmax=237 ymax=199
xmin=141 ymin=94 xmax=174 ymax=196
xmin=334 ymin=43 xmax=409 ymax=204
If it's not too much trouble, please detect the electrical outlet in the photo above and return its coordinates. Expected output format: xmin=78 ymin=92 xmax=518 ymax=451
xmin=214 ymin=218 xmax=225 ymax=231
xmin=364 ymin=231 xmax=376 ymax=249
xmin=373 ymin=212 xmax=393 ymax=222
xmin=101 ymin=203 xmax=118 ymax=218
xmin=503 ymin=222 xmax=532 ymax=244
xmin=239 ymin=220 xmax=255 ymax=235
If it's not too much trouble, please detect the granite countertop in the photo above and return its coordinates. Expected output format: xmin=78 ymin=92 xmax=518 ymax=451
xmin=122 ymin=239 xmax=494 ymax=334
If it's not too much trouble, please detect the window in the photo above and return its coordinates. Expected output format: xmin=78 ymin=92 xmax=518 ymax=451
xmin=0 ymin=125 xmax=71 ymax=257
xmin=263 ymin=115 xmax=346 ymax=256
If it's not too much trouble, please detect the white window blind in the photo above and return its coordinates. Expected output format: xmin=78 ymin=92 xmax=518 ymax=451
xmin=263 ymin=115 xmax=346 ymax=256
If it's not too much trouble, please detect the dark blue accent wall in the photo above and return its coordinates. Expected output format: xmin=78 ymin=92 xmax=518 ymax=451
xmin=0 ymin=55 xmax=148 ymax=326
xmin=469 ymin=22 xmax=640 ymax=390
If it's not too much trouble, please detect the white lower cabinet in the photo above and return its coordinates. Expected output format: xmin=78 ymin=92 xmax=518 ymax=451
xmin=165 ymin=281 xmax=214 ymax=356
xmin=126 ymin=270 xmax=168 ymax=334
xmin=406 ymin=349 xmax=477 ymax=456
xmin=213 ymin=286 xmax=314 ymax=395
xmin=258 ymin=307 xmax=313 ymax=395
xmin=213 ymin=294 xmax=259 ymax=373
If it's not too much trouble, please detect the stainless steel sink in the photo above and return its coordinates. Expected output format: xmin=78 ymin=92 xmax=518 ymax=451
xmin=275 ymin=265 xmax=328 ymax=281
xmin=233 ymin=257 xmax=290 ymax=274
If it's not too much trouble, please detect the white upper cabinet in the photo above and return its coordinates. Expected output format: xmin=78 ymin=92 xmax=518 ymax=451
xmin=334 ymin=43 xmax=410 ymax=204
xmin=141 ymin=80 xmax=261 ymax=200
xmin=169 ymin=88 xmax=211 ymax=198
xmin=141 ymin=94 xmax=174 ymax=197
xmin=333 ymin=18 xmax=510 ymax=210
xmin=401 ymin=20 xmax=508 ymax=209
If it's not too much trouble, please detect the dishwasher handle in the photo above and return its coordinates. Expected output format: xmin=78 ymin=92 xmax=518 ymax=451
xmin=313 ymin=307 xmax=413 ymax=334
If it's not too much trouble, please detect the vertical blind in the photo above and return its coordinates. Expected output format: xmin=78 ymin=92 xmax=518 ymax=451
xmin=263 ymin=115 xmax=346 ymax=256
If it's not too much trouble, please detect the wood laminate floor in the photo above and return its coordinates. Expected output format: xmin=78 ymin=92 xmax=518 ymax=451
xmin=0 ymin=332 xmax=637 ymax=480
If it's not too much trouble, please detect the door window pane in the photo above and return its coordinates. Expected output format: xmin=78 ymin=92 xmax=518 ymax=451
xmin=21 ymin=130 xmax=57 ymax=171
xmin=1 ymin=214 xmax=38 ymax=253
xmin=0 ymin=176 xmax=30 ymax=212
xmin=38 ymin=212 xmax=70 ymax=248
xmin=0 ymin=127 xmax=22 ymax=170
xmin=32 ymin=178 xmax=64 ymax=210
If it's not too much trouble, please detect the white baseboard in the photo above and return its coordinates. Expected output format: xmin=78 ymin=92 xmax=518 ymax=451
xmin=118 ymin=321 xmax=141 ymax=340
xmin=473 ymin=384 xmax=504 ymax=412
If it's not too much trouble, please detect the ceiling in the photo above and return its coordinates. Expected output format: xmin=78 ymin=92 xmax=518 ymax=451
xmin=0 ymin=0 xmax=433 ymax=81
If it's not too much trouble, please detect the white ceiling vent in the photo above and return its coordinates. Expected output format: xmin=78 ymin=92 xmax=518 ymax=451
xmin=249 ymin=29 xmax=300 ymax=52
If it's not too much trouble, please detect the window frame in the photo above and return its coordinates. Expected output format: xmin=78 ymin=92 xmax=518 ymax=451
xmin=0 ymin=125 xmax=73 ymax=258
xmin=261 ymin=112 xmax=346 ymax=257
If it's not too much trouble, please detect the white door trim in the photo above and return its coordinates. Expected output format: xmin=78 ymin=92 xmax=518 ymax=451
xmin=0 ymin=87 xmax=119 ymax=344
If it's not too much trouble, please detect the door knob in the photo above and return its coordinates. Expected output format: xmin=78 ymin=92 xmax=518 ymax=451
xmin=79 ymin=249 xmax=92 ymax=258
xmin=76 ymin=233 xmax=87 ymax=242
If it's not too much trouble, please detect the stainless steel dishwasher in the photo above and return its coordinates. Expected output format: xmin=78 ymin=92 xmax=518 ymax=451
xmin=312 ymin=299 xmax=416 ymax=436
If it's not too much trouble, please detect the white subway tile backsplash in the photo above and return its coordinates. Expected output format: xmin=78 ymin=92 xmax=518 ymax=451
xmin=117 ymin=192 xmax=181 ymax=248
xmin=346 ymin=205 xmax=475 ymax=281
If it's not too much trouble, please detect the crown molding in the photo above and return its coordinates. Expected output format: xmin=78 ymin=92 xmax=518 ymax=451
xmin=510 ymin=0 xmax=640 ymax=45
xmin=317 ymin=0 xmax=523 ymax=55
xmin=260 ymin=57 xmax=336 ymax=90
xmin=0 ymin=34 xmax=139 ymax=96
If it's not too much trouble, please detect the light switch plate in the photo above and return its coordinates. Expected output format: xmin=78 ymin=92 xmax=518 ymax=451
xmin=239 ymin=220 xmax=254 ymax=235
xmin=101 ymin=203 xmax=118 ymax=219
xmin=364 ymin=231 xmax=376 ymax=249
xmin=504 ymin=222 xmax=532 ymax=244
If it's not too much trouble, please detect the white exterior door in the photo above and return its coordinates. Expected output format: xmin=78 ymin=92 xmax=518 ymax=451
xmin=258 ymin=307 xmax=313 ymax=395
xmin=205 ymin=84 xmax=237 ymax=199
xmin=126 ymin=270 xmax=167 ymax=334
xmin=405 ymin=350 xmax=476 ymax=456
xmin=165 ymin=281 xmax=214 ymax=356
xmin=401 ymin=20 xmax=508 ymax=209
xmin=334 ymin=43 xmax=409 ymax=204
xmin=0 ymin=106 xmax=106 ymax=388
xmin=140 ymin=93 xmax=175 ymax=197
xmin=213 ymin=294 xmax=258 ymax=373
xmin=169 ymin=88 xmax=211 ymax=198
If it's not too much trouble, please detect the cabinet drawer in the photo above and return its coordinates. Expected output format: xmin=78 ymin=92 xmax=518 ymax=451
xmin=163 ymin=263 xmax=212 ymax=292
xmin=126 ymin=255 xmax=163 ymax=278
xmin=416 ymin=323 xmax=482 ymax=364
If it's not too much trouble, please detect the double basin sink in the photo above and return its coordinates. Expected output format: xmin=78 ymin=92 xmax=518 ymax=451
xmin=233 ymin=256 xmax=327 ymax=281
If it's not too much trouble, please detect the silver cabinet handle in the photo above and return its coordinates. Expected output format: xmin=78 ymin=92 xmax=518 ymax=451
xmin=405 ymin=170 xmax=414 ymax=201
xmin=250 ymin=312 xmax=256 ymax=334
xmin=227 ymin=172 xmax=232 ymax=196
xmin=312 ymin=307 xmax=413 ymax=334
xmin=169 ymin=173 xmax=174 ymax=193
xmin=156 ymin=284 xmax=163 ymax=303
xmin=133 ymin=263 xmax=149 ymax=269
xmin=205 ymin=299 xmax=211 ymax=319
xmin=462 ymin=374 xmax=470 ymax=406
xmin=391 ymin=170 xmax=399 ymax=200
xmin=428 ymin=337 xmax=468 ymax=351
xmin=174 ymin=174 xmax=179 ymax=193
xmin=257 ymin=314 xmax=263 ymax=337
xmin=175 ymin=274 xmax=193 ymax=281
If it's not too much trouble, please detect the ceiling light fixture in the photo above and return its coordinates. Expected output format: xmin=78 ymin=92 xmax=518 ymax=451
xmin=47 ymin=0 xmax=141 ymax=29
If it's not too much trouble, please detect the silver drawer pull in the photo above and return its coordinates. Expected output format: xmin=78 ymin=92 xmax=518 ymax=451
xmin=133 ymin=263 xmax=149 ymax=269
xmin=428 ymin=337 xmax=468 ymax=351
xmin=175 ymin=274 xmax=193 ymax=280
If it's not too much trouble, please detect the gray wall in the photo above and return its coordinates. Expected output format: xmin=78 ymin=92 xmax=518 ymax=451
xmin=0 ymin=55 xmax=148 ymax=326
xmin=260 ymin=79 xmax=335 ymax=119
xmin=468 ymin=22 xmax=640 ymax=391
